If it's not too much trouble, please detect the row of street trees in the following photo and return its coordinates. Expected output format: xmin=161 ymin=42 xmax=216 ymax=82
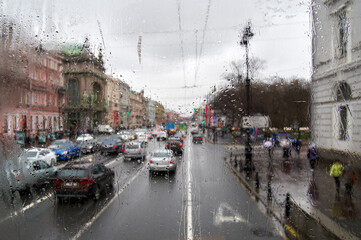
xmin=209 ymin=59 xmax=311 ymax=129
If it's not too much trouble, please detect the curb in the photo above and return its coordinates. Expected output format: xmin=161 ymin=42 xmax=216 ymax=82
xmin=225 ymin=158 xmax=360 ymax=240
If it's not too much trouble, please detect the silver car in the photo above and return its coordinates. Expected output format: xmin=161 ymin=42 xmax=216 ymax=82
xmin=123 ymin=142 xmax=147 ymax=160
xmin=148 ymin=150 xmax=176 ymax=173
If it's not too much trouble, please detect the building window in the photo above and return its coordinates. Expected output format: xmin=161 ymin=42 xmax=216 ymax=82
xmin=336 ymin=82 xmax=351 ymax=101
xmin=30 ymin=116 xmax=33 ymax=132
xmin=337 ymin=9 xmax=348 ymax=58
xmin=3 ymin=116 xmax=8 ymax=133
xmin=43 ymin=116 xmax=46 ymax=129
xmin=13 ymin=115 xmax=17 ymax=132
xmin=21 ymin=91 xmax=26 ymax=104
xmin=35 ymin=116 xmax=39 ymax=130
xmin=48 ymin=116 xmax=52 ymax=130
xmin=68 ymin=79 xmax=80 ymax=106
xmin=339 ymin=105 xmax=348 ymax=140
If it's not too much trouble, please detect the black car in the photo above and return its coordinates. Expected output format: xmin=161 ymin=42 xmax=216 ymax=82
xmin=192 ymin=134 xmax=203 ymax=144
xmin=165 ymin=138 xmax=183 ymax=155
xmin=54 ymin=160 xmax=114 ymax=201
xmin=78 ymin=139 xmax=99 ymax=154
xmin=99 ymin=135 xmax=125 ymax=155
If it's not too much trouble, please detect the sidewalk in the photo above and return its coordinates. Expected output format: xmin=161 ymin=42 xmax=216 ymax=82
xmin=220 ymin=142 xmax=361 ymax=239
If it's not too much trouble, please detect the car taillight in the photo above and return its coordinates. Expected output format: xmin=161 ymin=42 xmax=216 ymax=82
xmin=170 ymin=161 xmax=174 ymax=164
xmin=181 ymin=137 xmax=184 ymax=141
xmin=54 ymin=179 xmax=62 ymax=185
xmin=100 ymin=145 xmax=102 ymax=149
xmin=193 ymin=137 xmax=196 ymax=140
xmin=179 ymin=143 xmax=183 ymax=146
xmin=199 ymin=138 xmax=202 ymax=140
xmin=80 ymin=179 xmax=93 ymax=185
xmin=113 ymin=145 xmax=117 ymax=149
xmin=166 ymin=143 xmax=169 ymax=146
xmin=149 ymin=160 xmax=153 ymax=163
xmin=124 ymin=149 xmax=126 ymax=152
xmin=138 ymin=149 xmax=141 ymax=153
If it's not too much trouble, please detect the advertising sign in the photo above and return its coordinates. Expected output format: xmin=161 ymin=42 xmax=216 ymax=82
xmin=16 ymin=132 xmax=25 ymax=146
xmin=38 ymin=130 xmax=46 ymax=143
xmin=242 ymin=115 xmax=270 ymax=128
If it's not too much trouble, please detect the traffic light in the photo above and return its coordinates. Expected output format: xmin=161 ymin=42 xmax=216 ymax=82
xmin=126 ymin=112 xmax=129 ymax=115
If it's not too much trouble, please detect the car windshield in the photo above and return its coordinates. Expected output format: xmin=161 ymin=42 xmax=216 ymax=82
xmin=1 ymin=1 xmax=357 ymax=239
xmin=153 ymin=152 xmax=170 ymax=158
xmin=58 ymin=169 xmax=88 ymax=178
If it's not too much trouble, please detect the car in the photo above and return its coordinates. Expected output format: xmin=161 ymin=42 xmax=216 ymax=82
xmin=96 ymin=125 xmax=114 ymax=134
xmin=192 ymin=134 xmax=203 ymax=144
xmin=173 ymin=132 xmax=184 ymax=143
xmin=156 ymin=131 xmax=167 ymax=141
xmin=78 ymin=139 xmax=99 ymax=154
xmin=117 ymin=130 xmax=131 ymax=141
xmin=191 ymin=128 xmax=199 ymax=135
xmin=76 ymin=134 xmax=94 ymax=142
xmin=165 ymin=138 xmax=183 ymax=155
xmin=49 ymin=140 xmax=81 ymax=161
xmin=148 ymin=150 xmax=176 ymax=173
xmin=26 ymin=148 xmax=57 ymax=166
xmin=99 ymin=136 xmax=125 ymax=155
xmin=54 ymin=160 xmax=114 ymax=201
xmin=3 ymin=154 xmax=57 ymax=194
xmin=137 ymin=134 xmax=148 ymax=145
xmin=123 ymin=142 xmax=147 ymax=160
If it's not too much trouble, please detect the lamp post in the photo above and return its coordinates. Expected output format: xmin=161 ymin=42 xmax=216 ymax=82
xmin=240 ymin=21 xmax=254 ymax=174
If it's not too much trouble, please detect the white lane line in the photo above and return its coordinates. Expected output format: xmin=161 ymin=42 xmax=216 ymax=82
xmin=0 ymin=192 xmax=54 ymax=224
xmin=72 ymin=164 xmax=146 ymax=240
xmin=186 ymin=136 xmax=194 ymax=240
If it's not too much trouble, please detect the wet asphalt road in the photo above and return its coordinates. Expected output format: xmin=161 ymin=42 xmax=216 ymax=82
xmin=0 ymin=133 xmax=283 ymax=240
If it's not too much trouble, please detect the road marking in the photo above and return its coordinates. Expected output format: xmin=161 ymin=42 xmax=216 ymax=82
xmin=186 ymin=136 xmax=193 ymax=240
xmin=213 ymin=202 xmax=248 ymax=226
xmin=0 ymin=192 xmax=54 ymax=224
xmin=72 ymin=164 xmax=146 ymax=240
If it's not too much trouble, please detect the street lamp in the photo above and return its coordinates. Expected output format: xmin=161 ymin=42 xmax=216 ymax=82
xmin=240 ymin=21 xmax=254 ymax=174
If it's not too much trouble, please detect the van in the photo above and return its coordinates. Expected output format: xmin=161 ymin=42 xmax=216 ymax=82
xmin=97 ymin=125 xmax=114 ymax=134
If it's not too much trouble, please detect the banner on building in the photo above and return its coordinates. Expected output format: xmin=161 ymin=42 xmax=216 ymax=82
xmin=114 ymin=111 xmax=119 ymax=125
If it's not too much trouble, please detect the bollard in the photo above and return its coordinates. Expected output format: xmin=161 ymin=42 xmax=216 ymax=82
xmin=255 ymin=172 xmax=260 ymax=189
xmin=285 ymin=193 xmax=291 ymax=218
xmin=267 ymin=181 xmax=272 ymax=201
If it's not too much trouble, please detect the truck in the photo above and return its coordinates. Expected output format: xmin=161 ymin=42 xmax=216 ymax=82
xmin=96 ymin=125 xmax=114 ymax=134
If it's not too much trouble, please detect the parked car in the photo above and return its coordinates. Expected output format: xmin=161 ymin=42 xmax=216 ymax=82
xmin=99 ymin=136 xmax=125 ymax=155
xmin=49 ymin=140 xmax=81 ymax=161
xmin=26 ymin=148 xmax=57 ymax=166
xmin=165 ymin=138 xmax=183 ymax=155
xmin=54 ymin=160 xmax=114 ymax=201
xmin=156 ymin=131 xmax=167 ymax=141
xmin=3 ymin=154 xmax=57 ymax=194
xmin=76 ymin=134 xmax=94 ymax=142
xmin=148 ymin=150 xmax=177 ymax=173
xmin=123 ymin=142 xmax=147 ymax=160
xmin=192 ymin=134 xmax=203 ymax=144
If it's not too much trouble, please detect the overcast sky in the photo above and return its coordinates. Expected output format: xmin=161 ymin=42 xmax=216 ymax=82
xmin=2 ymin=0 xmax=311 ymax=115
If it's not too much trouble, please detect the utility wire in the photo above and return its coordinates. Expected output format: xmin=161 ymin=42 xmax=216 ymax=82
xmin=193 ymin=0 xmax=212 ymax=87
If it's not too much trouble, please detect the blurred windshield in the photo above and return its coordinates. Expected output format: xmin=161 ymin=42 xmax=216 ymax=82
xmin=1 ymin=0 xmax=358 ymax=240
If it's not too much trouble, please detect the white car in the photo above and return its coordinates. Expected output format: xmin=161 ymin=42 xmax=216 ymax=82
xmin=156 ymin=131 xmax=167 ymax=141
xmin=76 ymin=134 xmax=94 ymax=142
xmin=148 ymin=150 xmax=176 ymax=173
xmin=137 ymin=135 xmax=148 ymax=144
xmin=25 ymin=148 xmax=57 ymax=166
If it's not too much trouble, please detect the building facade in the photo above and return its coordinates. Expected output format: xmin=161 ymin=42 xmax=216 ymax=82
xmin=62 ymin=51 xmax=107 ymax=132
xmin=129 ymin=91 xmax=146 ymax=128
xmin=147 ymin=99 xmax=155 ymax=127
xmin=1 ymin=47 xmax=64 ymax=138
xmin=311 ymin=0 xmax=361 ymax=158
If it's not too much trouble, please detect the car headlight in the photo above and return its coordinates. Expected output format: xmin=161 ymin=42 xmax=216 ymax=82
xmin=88 ymin=145 xmax=93 ymax=149
xmin=61 ymin=151 xmax=67 ymax=155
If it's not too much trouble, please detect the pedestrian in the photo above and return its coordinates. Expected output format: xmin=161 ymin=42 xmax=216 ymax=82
xmin=294 ymin=137 xmax=301 ymax=156
xmin=343 ymin=160 xmax=357 ymax=196
xmin=307 ymin=144 xmax=319 ymax=172
xmin=329 ymin=159 xmax=344 ymax=195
